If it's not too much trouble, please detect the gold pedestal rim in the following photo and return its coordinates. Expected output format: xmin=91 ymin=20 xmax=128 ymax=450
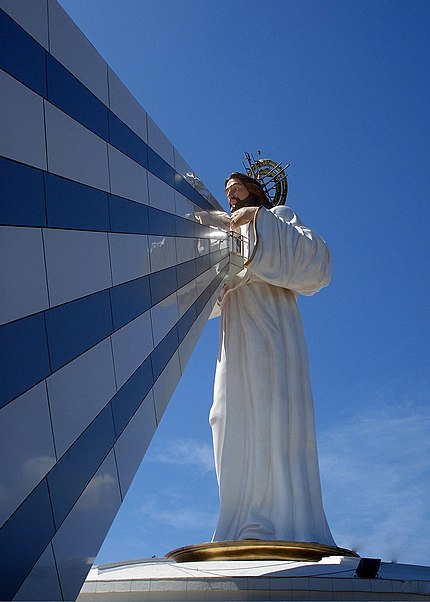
xmin=166 ymin=540 xmax=359 ymax=563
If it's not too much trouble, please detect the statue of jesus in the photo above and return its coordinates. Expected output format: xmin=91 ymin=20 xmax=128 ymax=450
xmin=209 ymin=171 xmax=335 ymax=546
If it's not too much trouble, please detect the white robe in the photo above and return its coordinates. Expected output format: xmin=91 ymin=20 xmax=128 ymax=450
xmin=209 ymin=205 xmax=335 ymax=545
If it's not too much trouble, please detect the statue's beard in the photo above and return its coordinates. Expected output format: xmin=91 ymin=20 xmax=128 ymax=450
xmin=230 ymin=194 xmax=255 ymax=213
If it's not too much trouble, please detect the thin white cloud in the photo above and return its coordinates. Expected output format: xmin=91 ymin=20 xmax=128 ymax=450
xmin=78 ymin=472 xmax=117 ymax=511
xmin=151 ymin=437 xmax=215 ymax=473
xmin=138 ymin=492 xmax=217 ymax=532
xmin=22 ymin=455 xmax=56 ymax=482
xmin=145 ymin=506 xmax=216 ymax=531
xmin=318 ymin=380 xmax=430 ymax=565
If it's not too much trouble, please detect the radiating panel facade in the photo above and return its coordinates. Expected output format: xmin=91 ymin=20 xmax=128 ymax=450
xmin=0 ymin=2 xmax=238 ymax=599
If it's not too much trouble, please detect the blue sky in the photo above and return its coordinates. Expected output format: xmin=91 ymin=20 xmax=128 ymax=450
xmin=58 ymin=0 xmax=430 ymax=566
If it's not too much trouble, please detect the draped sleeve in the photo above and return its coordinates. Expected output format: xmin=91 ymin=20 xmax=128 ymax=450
xmin=245 ymin=205 xmax=331 ymax=295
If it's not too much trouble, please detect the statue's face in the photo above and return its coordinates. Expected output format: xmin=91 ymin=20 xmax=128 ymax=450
xmin=225 ymin=178 xmax=250 ymax=212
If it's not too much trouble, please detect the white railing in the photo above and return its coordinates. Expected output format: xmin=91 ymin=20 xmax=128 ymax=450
xmin=229 ymin=231 xmax=249 ymax=260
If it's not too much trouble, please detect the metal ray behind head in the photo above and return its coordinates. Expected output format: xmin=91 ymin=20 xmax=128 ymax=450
xmin=243 ymin=150 xmax=290 ymax=206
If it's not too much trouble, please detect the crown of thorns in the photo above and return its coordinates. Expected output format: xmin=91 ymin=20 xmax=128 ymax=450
xmin=243 ymin=150 xmax=290 ymax=206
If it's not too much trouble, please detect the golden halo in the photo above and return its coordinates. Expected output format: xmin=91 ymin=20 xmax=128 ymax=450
xmin=243 ymin=151 xmax=289 ymax=206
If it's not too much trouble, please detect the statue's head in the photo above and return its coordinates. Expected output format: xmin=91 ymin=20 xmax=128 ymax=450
xmin=225 ymin=172 xmax=272 ymax=213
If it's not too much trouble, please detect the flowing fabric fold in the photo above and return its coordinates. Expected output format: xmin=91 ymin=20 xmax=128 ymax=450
xmin=246 ymin=206 xmax=332 ymax=295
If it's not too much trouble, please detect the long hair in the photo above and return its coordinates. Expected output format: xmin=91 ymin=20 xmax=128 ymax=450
xmin=225 ymin=172 xmax=273 ymax=211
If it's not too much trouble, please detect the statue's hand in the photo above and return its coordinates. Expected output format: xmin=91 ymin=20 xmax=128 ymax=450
xmin=230 ymin=207 xmax=258 ymax=230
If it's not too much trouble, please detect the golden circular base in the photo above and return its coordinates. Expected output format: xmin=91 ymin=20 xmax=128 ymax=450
xmin=166 ymin=540 xmax=359 ymax=563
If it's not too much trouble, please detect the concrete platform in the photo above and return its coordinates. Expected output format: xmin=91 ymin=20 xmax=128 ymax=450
xmin=78 ymin=555 xmax=430 ymax=600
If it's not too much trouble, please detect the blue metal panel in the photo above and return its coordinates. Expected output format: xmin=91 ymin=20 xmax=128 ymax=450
xmin=196 ymin=222 xmax=216 ymax=238
xmin=191 ymin=188 xmax=213 ymax=212
xmin=111 ymin=355 xmax=154 ymax=435
xmin=196 ymin=284 xmax=212 ymax=315
xmin=176 ymin=258 xmax=197 ymax=289
xmin=0 ymin=156 xmax=215 ymax=235
xmin=45 ymin=290 xmax=113 ymax=372
xmin=147 ymin=205 xmax=177 ymax=236
xmin=147 ymin=146 xmax=175 ymax=188
xmin=149 ymin=265 xmax=178 ymax=306
xmin=175 ymin=215 xmax=198 ymax=237
xmin=52 ymin=451 xmax=121 ymax=601
xmin=108 ymin=111 xmax=148 ymax=168
xmin=45 ymin=172 xmax=110 ymax=231
xmin=0 ymin=382 xmax=55 ymax=528
xmin=177 ymin=303 xmax=198 ymax=343
xmin=109 ymin=275 xmax=152 ymax=330
xmin=0 ymin=9 xmax=46 ymax=97
xmin=0 ymin=479 xmax=55 ymax=600
xmin=47 ymin=404 xmax=116 ymax=528
xmin=13 ymin=544 xmax=62 ymax=602
xmin=195 ymin=252 xmax=213 ymax=275
xmin=46 ymin=54 xmax=109 ymax=140
xmin=173 ymin=169 xmax=194 ymax=198
xmin=0 ymin=251 xmax=227 ymax=409
xmin=114 ymin=391 xmax=157 ymax=496
xmin=0 ymin=157 xmax=46 ymax=227
xmin=109 ymin=193 xmax=150 ymax=233
xmin=211 ymin=248 xmax=229 ymax=266
xmin=211 ymin=261 xmax=229 ymax=294
xmin=150 ymin=326 xmax=179 ymax=383
xmin=0 ymin=313 xmax=50 ymax=408
xmin=0 ymin=153 xmax=222 ymax=236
